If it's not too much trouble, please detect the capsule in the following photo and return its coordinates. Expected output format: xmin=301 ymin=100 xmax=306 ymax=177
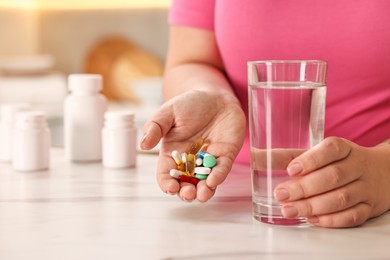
xmin=179 ymin=175 xmax=200 ymax=185
xmin=185 ymin=153 xmax=196 ymax=177
xmin=197 ymin=151 xmax=208 ymax=159
xmin=181 ymin=152 xmax=187 ymax=163
xmin=199 ymin=142 xmax=209 ymax=153
xmin=170 ymin=169 xmax=185 ymax=179
xmin=171 ymin=150 xmax=182 ymax=165
xmin=186 ymin=137 xmax=204 ymax=155
xmin=176 ymin=163 xmax=186 ymax=172
xmin=197 ymin=151 xmax=215 ymax=159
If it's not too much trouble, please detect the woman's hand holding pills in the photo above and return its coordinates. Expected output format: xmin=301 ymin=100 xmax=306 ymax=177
xmin=274 ymin=137 xmax=390 ymax=228
xmin=141 ymin=90 xmax=246 ymax=202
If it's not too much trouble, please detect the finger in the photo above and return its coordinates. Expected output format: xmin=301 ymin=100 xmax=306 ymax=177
xmin=287 ymin=137 xmax=352 ymax=176
xmin=307 ymin=202 xmax=372 ymax=228
xmin=275 ymin=160 xmax=360 ymax=201
xmin=157 ymin=173 xmax=181 ymax=196
xmin=140 ymin=106 xmax=174 ymax=150
xmin=205 ymin=155 xmax=233 ymax=189
xmin=179 ymin=182 xmax=197 ymax=202
xmin=197 ymin=180 xmax=216 ymax=203
xmin=281 ymin=180 xmax=365 ymax=218
xmin=140 ymin=121 xmax=164 ymax=150
xmin=156 ymin=153 xmax=181 ymax=195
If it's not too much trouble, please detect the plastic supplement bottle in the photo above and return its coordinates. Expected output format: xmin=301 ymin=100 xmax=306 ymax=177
xmin=12 ymin=111 xmax=51 ymax=171
xmin=64 ymin=74 xmax=107 ymax=162
xmin=0 ymin=103 xmax=30 ymax=162
xmin=102 ymin=111 xmax=137 ymax=168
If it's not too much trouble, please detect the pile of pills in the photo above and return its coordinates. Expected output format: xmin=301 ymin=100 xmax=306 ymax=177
xmin=169 ymin=137 xmax=217 ymax=185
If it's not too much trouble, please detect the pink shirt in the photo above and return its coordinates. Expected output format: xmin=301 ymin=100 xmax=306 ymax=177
xmin=170 ymin=0 xmax=390 ymax=164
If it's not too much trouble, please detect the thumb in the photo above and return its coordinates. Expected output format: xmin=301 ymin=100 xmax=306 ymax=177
xmin=139 ymin=107 xmax=174 ymax=150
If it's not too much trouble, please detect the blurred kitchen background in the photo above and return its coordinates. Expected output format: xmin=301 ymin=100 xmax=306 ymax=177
xmin=0 ymin=0 xmax=170 ymax=148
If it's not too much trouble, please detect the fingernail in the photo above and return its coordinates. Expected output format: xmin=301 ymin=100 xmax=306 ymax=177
xmin=287 ymin=162 xmax=303 ymax=176
xmin=181 ymin=197 xmax=193 ymax=203
xmin=139 ymin=133 xmax=148 ymax=150
xmin=274 ymin=188 xmax=290 ymax=201
xmin=166 ymin=191 xmax=177 ymax=196
xmin=282 ymin=205 xmax=298 ymax=218
xmin=308 ymin=216 xmax=319 ymax=224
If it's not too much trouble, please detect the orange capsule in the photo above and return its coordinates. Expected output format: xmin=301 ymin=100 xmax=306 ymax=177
xmin=199 ymin=142 xmax=209 ymax=153
xmin=186 ymin=136 xmax=204 ymax=155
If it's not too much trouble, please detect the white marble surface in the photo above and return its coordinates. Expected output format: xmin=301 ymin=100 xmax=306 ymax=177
xmin=1 ymin=148 xmax=390 ymax=260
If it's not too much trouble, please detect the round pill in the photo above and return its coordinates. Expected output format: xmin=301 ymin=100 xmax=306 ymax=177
xmin=203 ymin=155 xmax=217 ymax=168
xmin=194 ymin=166 xmax=211 ymax=175
xmin=196 ymin=158 xmax=203 ymax=166
xmin=195 ymin=174 xmax=208 ymax=180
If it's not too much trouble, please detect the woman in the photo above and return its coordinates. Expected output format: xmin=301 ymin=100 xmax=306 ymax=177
xmin=140 ymin=0 xmax=390 ymax=228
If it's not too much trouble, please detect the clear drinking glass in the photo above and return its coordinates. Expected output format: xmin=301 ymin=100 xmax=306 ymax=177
xmin=248 ymin=60 xmax=327 ymax=226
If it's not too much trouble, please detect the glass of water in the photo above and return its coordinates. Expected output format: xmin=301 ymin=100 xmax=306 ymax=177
xmin=248 ymin=60 xmax=327 ymax=226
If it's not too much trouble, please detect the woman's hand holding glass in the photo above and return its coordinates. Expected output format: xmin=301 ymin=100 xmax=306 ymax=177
xmin=274 ymin=137 xmax=390 ymax=228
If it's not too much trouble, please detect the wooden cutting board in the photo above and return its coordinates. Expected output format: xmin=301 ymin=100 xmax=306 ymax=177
xmin=84 ymin=35 xmax=163 ymax=102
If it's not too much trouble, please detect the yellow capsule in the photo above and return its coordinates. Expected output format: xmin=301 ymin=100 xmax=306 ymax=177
xmin=176 ymin=162 xmax=186 ymax=172
xmin=186 ymin=136 xmax=204 ymax=155
xmin=185 ymin=153 xmax=196 ymax=177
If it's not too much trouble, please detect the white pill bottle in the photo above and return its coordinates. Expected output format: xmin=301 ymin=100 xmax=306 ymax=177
xmin=0 ymin=103 xmax=30 ymax=162
xmin=102 ymin=111 xmax=137 ymax=168
xmin=13 ymin=111 xmax=51 ymax=171
xmin=64 ymin=74 xmax=107 ymax=162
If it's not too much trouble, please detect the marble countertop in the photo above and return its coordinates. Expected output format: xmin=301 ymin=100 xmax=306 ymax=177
xmin=1 ymin=148 xmax=389 ymax=260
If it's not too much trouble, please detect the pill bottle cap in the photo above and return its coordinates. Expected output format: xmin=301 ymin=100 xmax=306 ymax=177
xmin=0 ymin=103 xmax=30 ymax=122
xmin=15 ymin=111 xmax=47 ymax=129
xmin=68 ymin=74 xmax=103 ymax=93
xmin=104 ymin=111 xmax=135 ymax=128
